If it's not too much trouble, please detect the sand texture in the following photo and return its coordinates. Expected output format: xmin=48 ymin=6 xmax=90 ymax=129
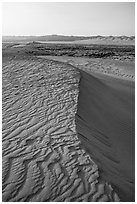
xmin=38 ymin=55 xmax=135 ymax=201
xmin=41 ymin=56 xmax=135 ymax=81
xmin=2 ymin=56 xmax=120 ymax=202
xmin=76 ymin=70 xmax=135 ymax=201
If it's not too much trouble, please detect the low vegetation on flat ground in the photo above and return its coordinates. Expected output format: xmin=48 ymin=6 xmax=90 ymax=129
xmin=2 ymin=42 xmax=135 ymax=62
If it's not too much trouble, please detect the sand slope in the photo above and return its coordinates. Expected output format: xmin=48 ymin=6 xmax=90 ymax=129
xmin=39 ymin=56 xmax=135 ymax=80
xmin=2 ymin=56 xmax=120 ymax=202
xmin=76 ymin=70 xmax=135 ymax=201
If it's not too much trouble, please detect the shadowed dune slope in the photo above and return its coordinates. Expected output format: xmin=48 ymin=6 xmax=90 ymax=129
xmin=76 ymin=70 xmax=135 ymax=201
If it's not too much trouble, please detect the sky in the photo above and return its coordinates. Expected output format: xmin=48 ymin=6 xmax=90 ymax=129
xmin=2 ymin=2 xmax=135 ymax=36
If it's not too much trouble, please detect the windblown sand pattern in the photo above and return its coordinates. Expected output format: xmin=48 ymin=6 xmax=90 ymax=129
xmin=2 ymin=56 xmax=120 ymax=202
xmin=40 ymin=56 xmax=135 ymax=81
xmin=37 ymin=55 xmax=135 ymax=201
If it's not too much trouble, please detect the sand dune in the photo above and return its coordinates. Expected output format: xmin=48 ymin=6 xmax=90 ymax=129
xmin=72 ymin=38 xmax=135 ymax=45
xmin=76 ymin=70 xmax=135 ymax=201
xmin=39 ymin=56 xmax=135 ymax=81
xmin=2 ymin=56 xmax=120 ymax=201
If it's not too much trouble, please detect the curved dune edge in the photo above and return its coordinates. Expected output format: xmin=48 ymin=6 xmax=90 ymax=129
xmin=2 ymin=56 xmax=120 ymax=202
xmin=76 ymin=69 xmax=135 ymax=201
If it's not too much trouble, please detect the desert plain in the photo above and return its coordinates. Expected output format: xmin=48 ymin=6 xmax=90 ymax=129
xmin=2 ymin=37 xmax=135 ymax=202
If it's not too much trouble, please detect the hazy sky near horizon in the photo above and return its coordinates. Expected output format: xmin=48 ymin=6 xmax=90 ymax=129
xmin=2 ymin=2 xmax=135 ymax=36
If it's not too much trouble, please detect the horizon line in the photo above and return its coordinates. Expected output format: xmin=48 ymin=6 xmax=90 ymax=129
xmin=2 ymin=34 xmax=135 ymax=37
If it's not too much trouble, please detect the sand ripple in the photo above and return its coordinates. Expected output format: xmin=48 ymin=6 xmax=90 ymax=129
xmin=2 ymin=57 xmax=119 ymax=202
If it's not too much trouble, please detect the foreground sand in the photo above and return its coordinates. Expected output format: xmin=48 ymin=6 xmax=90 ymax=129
xmin=2 ymin=56 xmax=120 ymax=201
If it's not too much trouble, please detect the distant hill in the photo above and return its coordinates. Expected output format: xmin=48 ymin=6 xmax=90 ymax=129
xmin=71 ymin=36 xmax=135 ymax=46
xmin=2 ymin=35 xmax=89 ymax=42
xmin=2 ymin=35 xmax=135 ymax=45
